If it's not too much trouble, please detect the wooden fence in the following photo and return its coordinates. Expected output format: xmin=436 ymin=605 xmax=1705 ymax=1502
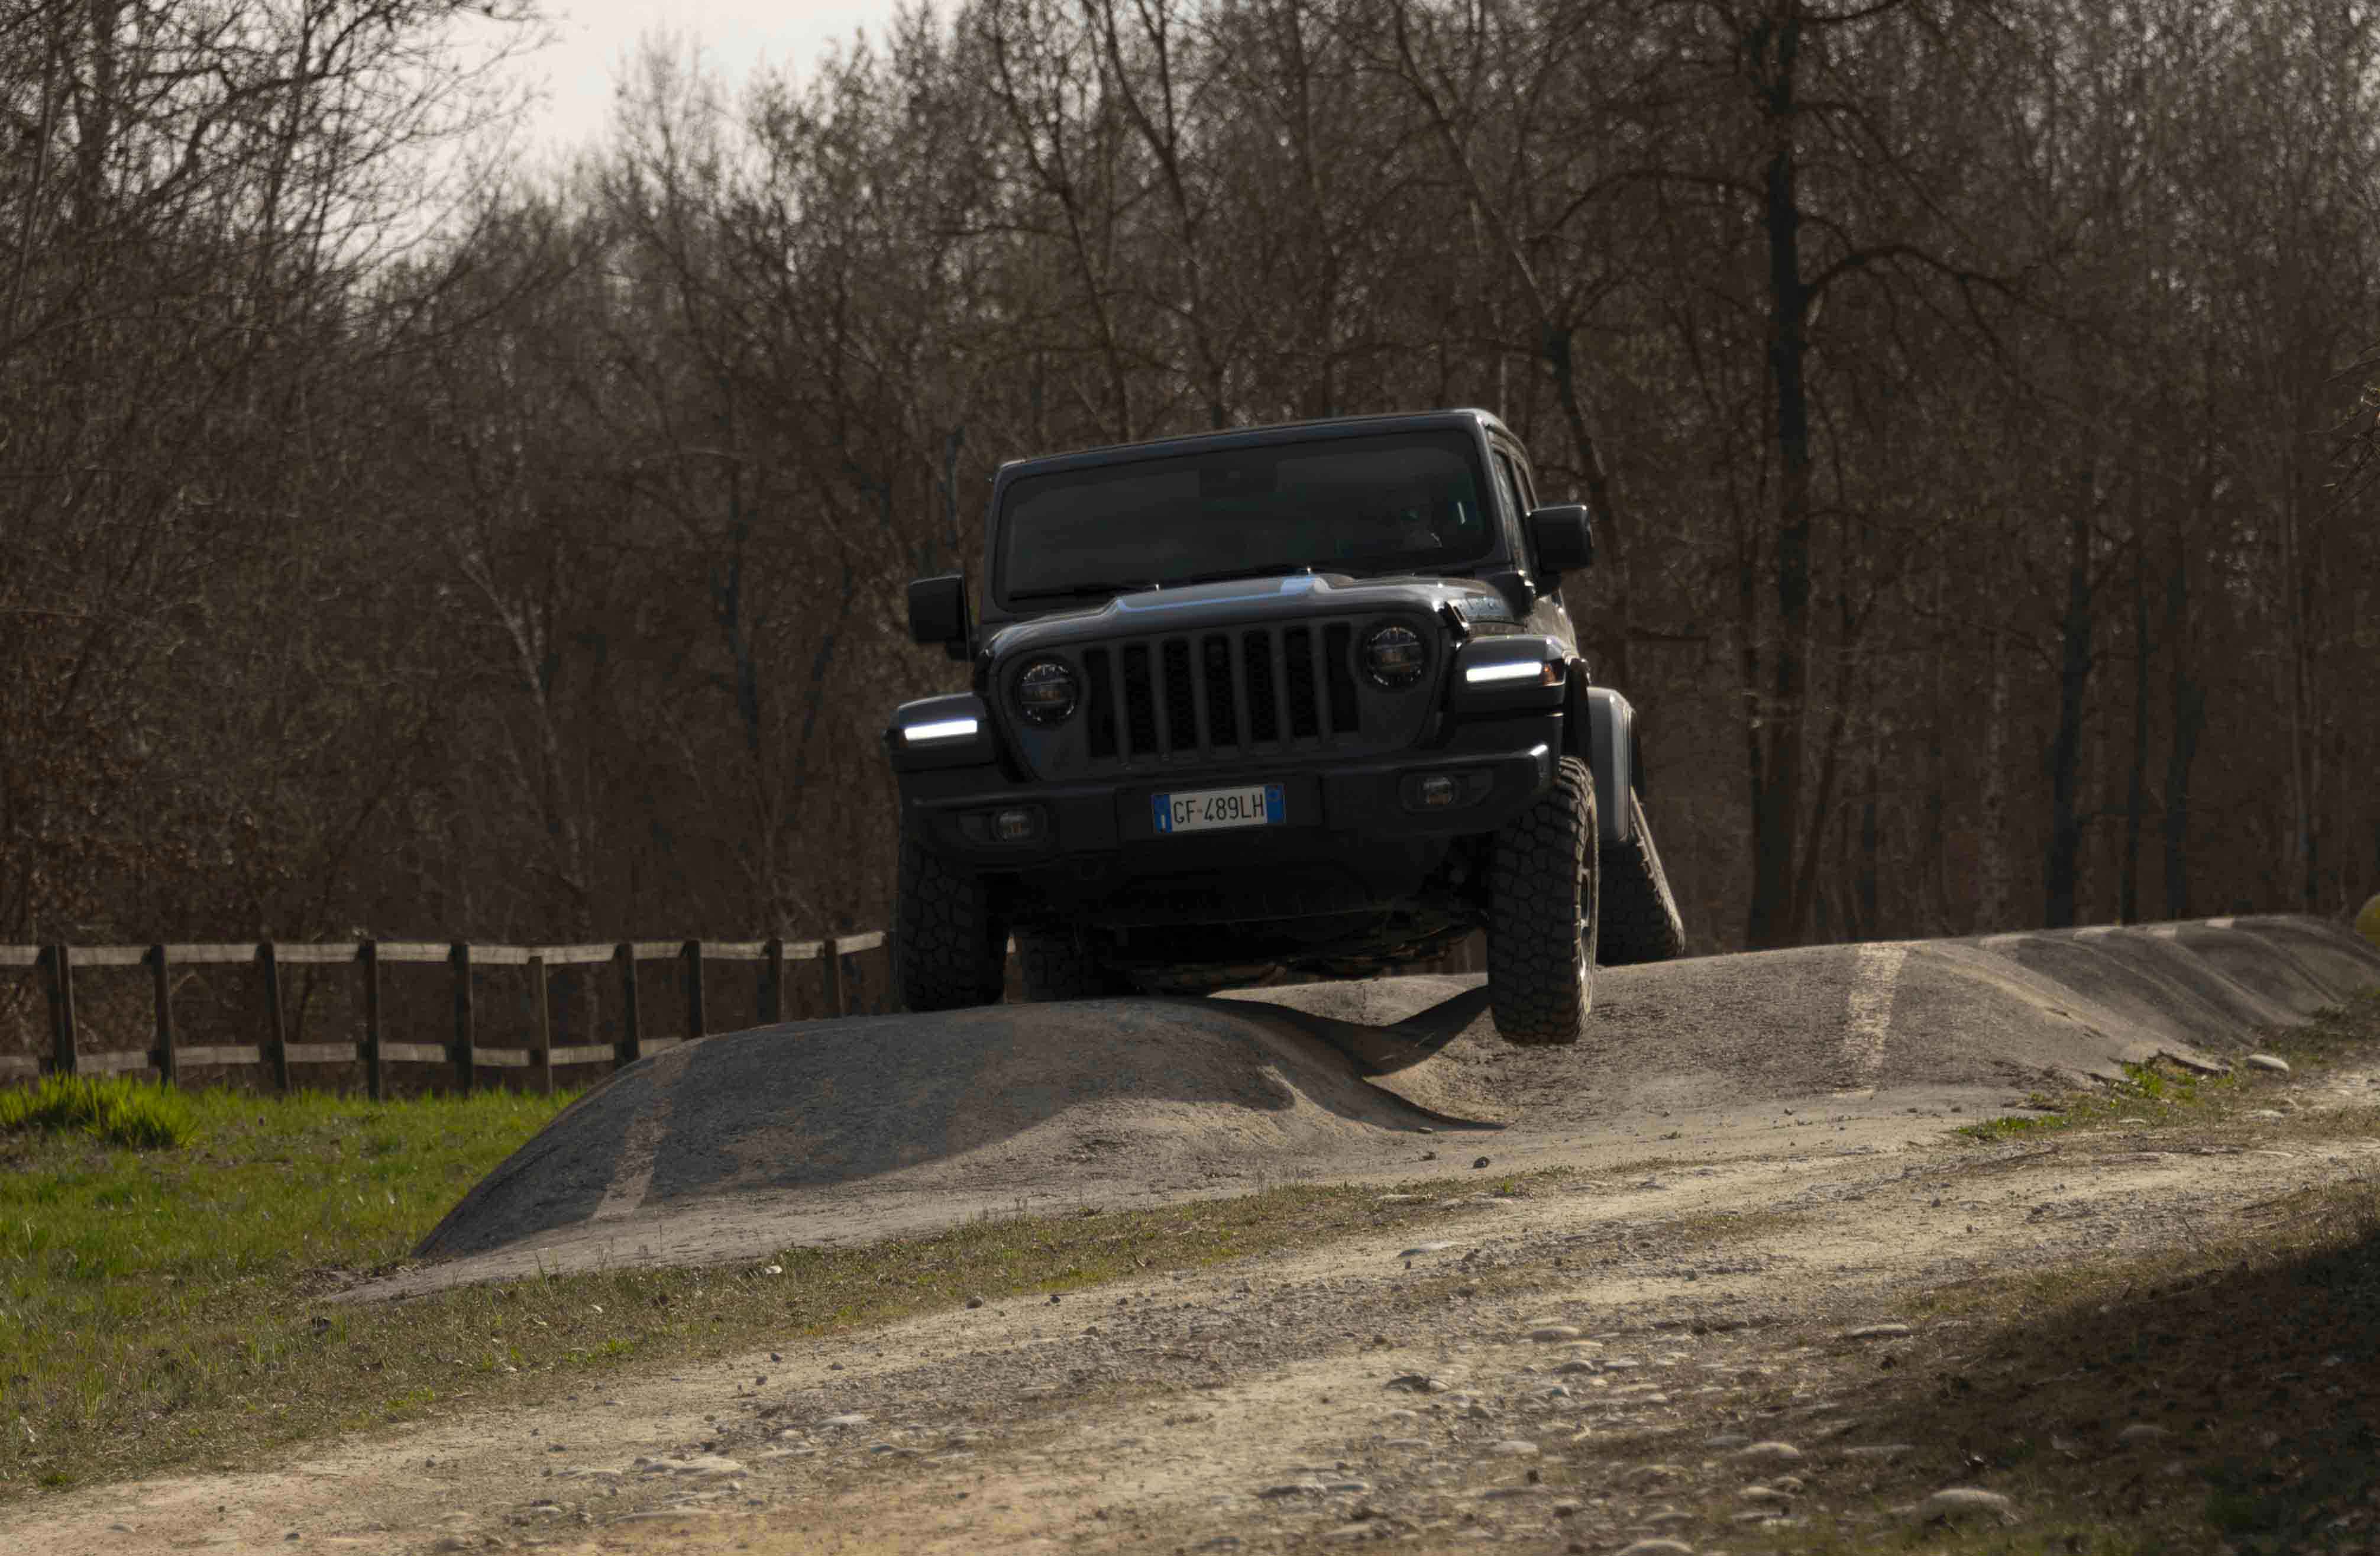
xmin=1 ymin=934 xmax=887 ymax=1100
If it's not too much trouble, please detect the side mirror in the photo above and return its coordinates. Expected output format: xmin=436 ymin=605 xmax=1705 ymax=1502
xmin=907 ymin=574 xmax=972 ymax=661
xmin=1526 ymin=504 xmax=1594 ymax=580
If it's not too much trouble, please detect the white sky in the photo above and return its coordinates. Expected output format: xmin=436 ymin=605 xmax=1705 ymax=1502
xmin=510 ymin=1 xmax=914 ymax=152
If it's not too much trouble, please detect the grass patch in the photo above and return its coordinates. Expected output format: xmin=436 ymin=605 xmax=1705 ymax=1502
xmin=0 ymin=1092 xmax=1570 ymax=1500
xmin=0 ymin=1085 xmax=574 ymax=1497
xmin=0 ymin=1076 xmax=196 ymax=1150
xmin=1953 ymin=1056 xmax=2237 ymax=1143
xmin=1954 ymin=989 xmax=2380 ymax=1146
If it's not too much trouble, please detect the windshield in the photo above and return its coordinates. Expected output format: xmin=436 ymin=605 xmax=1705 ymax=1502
xmin=997 ymin=430 xmax=1495 ymax=602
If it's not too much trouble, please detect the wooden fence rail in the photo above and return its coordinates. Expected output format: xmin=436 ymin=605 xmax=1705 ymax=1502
xmin=0 ymin=933 xmax=891 ymax=1099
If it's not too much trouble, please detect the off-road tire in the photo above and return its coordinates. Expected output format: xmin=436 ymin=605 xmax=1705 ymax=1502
xmin=1018 ymin=930 xmax=1134 ymax=1002
xmin=894 ymin=825 xmax=1009 ymax=1011
xmin=1486 ymin=756 xmax=1598 ymax=1045
xmin=1596 ymin=787 xmax=1686 ymax=965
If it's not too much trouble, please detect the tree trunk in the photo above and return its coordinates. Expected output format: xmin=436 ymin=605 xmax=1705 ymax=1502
xmin=1977 ymin=629 xmax=2012 ymax=932
xmin=1744 ymin=7 xmax=1813 ymax=950
xmin=2162 ymin=544 xmax=2204 ymax=920
xmin=2122 ymin=515 xmax=2151 ymax=924
xmin=2045 ymin=494 xmax=2096 ymax=929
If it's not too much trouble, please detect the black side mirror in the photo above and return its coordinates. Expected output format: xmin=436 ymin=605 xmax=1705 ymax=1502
xmin=1527 ymin=504 xmax=1594 ymax=580
xmin=907 ymin=574 xmax=972 ymax=660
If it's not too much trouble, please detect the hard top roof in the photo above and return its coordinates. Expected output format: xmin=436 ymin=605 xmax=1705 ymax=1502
xmin=994 ymin=407 xmax=1511 ymax=480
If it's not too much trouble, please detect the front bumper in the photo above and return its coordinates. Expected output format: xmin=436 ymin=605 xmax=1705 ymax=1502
xmin=897 ymin=713 xmax=1561 ymax=869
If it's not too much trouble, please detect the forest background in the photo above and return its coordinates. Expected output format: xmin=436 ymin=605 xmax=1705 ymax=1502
xmin=5 ymin=0 xmax=2379 ymax=1059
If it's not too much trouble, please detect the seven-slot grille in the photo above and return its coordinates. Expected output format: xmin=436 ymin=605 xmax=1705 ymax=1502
xmin=1078 ymin=623 xmax=1365 ymax=767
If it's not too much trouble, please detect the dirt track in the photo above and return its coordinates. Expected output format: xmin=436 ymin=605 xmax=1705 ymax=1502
xmin=387 ymin=916 xmax=2368 ymax=1298
xmin=7 ymin=916 xmax=2378 ymax=1554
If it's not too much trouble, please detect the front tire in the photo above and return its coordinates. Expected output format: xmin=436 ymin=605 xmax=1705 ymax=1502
xmin=1018 ymin=930 xmax=1134 ymax=1002
xmin=894 ymin=825 xmax=1009 ymax=1012
xmin=1486 ymin=755 xmax=1598 ymax=1046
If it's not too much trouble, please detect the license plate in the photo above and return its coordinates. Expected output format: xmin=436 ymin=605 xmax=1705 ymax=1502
xmin=1152 ymin=782 xmax=1285 ymax=835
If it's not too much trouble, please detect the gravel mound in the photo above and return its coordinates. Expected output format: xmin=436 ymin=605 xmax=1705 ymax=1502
xmin=403 ymin=914 xmax=2378 ymax=1290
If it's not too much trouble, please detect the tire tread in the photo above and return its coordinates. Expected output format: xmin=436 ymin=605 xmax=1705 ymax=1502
xmin=1486 ymin=756 xmax=1597 ymax=1046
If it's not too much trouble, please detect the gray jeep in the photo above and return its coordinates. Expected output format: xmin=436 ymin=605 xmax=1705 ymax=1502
xmin=882 ymin=409 xmax=1683 ymax=1044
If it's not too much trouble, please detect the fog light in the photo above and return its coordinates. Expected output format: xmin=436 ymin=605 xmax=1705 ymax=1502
xmin=1417 ymin=774 xmax=1459 ymax=808
xmin=995 ymin=808 xmax=1039 ymax=842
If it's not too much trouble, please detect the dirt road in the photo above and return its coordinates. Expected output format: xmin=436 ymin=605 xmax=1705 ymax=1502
xmin=8 ymin=917 xmax=2378 ymax=1554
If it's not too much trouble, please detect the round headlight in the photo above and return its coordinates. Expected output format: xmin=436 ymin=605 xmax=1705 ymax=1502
xmin=1015 ymin=658 xmax=1080 ymax=724
xmin=1362 ymin=623 xmax=1428 ymax=689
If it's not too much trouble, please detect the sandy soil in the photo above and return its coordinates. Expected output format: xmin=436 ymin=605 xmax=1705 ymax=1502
xmin=7 ymin=917 xmax=2376 ymax=1555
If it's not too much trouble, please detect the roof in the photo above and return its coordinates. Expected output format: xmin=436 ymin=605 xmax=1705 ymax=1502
xmin=994 ymin=408 xmax=1511 ymax=480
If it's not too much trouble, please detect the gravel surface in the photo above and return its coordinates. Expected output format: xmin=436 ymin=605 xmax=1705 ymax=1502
xmin=392 ymin=916 xmax=2373 ymax=1296
xmin=8 ymin=914 xmax=2375 ymax=1555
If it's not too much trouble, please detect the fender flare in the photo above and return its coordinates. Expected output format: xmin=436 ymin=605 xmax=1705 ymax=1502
xmin=1569 ymin=680 xmax=1635 ymax=849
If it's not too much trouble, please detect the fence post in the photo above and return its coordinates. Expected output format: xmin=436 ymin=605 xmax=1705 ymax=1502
xmin=44 ymin=944 xmax=76 ymax=1077
xmin=683 ymin=940 xmax=706 ymax=1041
xmin=360 ymin=940 xmax=383 ymax=1103
xmin=450 ymin=941 xmax=476 ymax=1095
xmin=761 ymin=937 xmax=785 ymax=1024
xmin=259 ymin=941 xmax=290 ymax=1093
xmin=529 ymin=954 xmax=552 ymax=1096
xmin=148 ymin=944 xmax=176 ymax=1086
xmin=614 ymin=942 xmax=641 ymax=1069
xmin=820 ymin=936 xmax=843 ymax=1019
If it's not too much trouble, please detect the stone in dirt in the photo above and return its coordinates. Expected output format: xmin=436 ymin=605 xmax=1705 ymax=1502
xmin=2246 ymin=1053 xmax=2291 ymax=1073
xmin=1489 ymin=1439 xmax=1540 ymax=1457
xmin=1613 ymin=1540 xmax=1696 ymax=1555
xmin=2117 ymin=1424 xmax=2171 ymax=1445
xmin=1385 ymin=1373 xmax=1445 ymax=1393
xmin=1843 ymin=1322 xmax=1913 ymax=1340
xmin=646 ymin=1455 xmax=746 ymax=1479
xmin=1911 ymin=1487 xmax=2015 ymax=1523
xmin=1728 ymin=1441 xmax=1803 ymax=1464
xmin=1530 ymin=1325 xmax=1583 ymax=1342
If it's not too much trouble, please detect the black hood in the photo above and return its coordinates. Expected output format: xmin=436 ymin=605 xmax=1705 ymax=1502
xmin=984 ymin=572 xmax=1521 ymax=660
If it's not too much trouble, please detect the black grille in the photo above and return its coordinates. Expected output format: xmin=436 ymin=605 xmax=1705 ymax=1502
xmin=1082 ymin=623 xmax=1363 ymax=765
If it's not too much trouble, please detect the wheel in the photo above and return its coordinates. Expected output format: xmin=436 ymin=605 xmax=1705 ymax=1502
xmin=1486 ymin=755 xmax=1598 ymax=1045
xmin=1596 ymin=786 xmax=1686 ymax=965
xmin=894 ymin=824 xmax=1010 ymax=1011
xmin=1018 ymin=929 xmax=1134 ymax=1001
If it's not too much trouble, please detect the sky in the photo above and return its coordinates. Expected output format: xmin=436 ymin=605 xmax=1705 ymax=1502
xmin=507 ymin=1 xmax=914 ymax=152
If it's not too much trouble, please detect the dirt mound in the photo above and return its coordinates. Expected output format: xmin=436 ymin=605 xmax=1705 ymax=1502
xmin=392 ymin=914 xmax=2377 ymax=1296
xmin=1230 ymin=914 xmax=2380 ymax=1112
xmin=416 ymin=997 xmax=1460 ymax=1266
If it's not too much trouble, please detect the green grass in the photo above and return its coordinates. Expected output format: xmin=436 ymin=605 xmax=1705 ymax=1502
xmin=1954 ymin=989 xmax=2380 ymax=1145
xmin=0 ymin=1075 xmax=196 ymax=1149
xmin=0 ymin=1085 xmax=1573 ymax=1499
xmin=0 ymin=1085 xmax=574 ymax=1495
xmin=1954 ymin=1056 xmax=2237 ymax=1141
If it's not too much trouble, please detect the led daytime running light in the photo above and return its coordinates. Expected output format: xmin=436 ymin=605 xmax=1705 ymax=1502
xmin=903 ymin=716 xmax=981 ymax=743
xmin=1464 ymin=659 xmax=1553 ymax=685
